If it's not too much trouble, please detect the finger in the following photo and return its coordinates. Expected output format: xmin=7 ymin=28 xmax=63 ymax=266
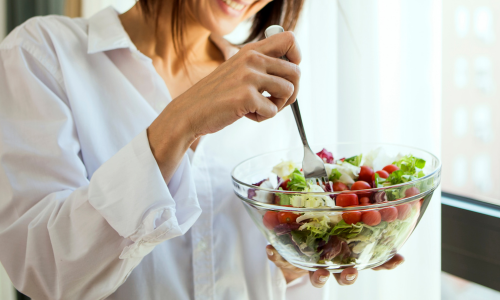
xmin=266 ymin=245 xmax=292 ymax=268
xmin=244 ymin=90 xmax=279 ymax=122
xmin=258 ymin=74 xmax=295 ymax=111
xmin=333 ymin=268 xmax=358 ymax=286
xmin=372 ymin=254 xmax=405 ymax=271
xmin=265 ymin=245 xmax=305 ymax=272
xmin=309 ymin=269 xmax=330 ymax=288
xmin=262 ymin=58 xmax=300 ymax=110
xmin=238 ymin=48 xmax=300 ymax=110
xmin=252 ymin=31 xmax=302 ymax=64
xmin=249 ymin=54 xmax=300 ymax=87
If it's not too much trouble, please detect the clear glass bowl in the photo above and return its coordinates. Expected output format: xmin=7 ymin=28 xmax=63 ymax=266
xmin=232 ymin=144 xmax=441 ymax=272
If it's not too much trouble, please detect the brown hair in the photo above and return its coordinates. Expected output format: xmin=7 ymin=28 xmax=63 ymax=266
xmin=138 ymin=0 xmax=305 ymax=59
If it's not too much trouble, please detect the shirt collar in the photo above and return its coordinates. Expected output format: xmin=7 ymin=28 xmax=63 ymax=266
xmin=87 ymin=6 xmax=137 ymax=54
xmin=87 ymin=6 xmax=239 ymax=60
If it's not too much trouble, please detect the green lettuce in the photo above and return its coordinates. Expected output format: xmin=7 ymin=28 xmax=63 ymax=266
xmin=287 ymin=169 xmax=308 ymax=191
xmin=374 ymin=173 xmax=386 ymax=188
xmin=300 ymin=216 xmax=331 ymax=238
xmin=329 ymin=220 xmax=364 ymax=239
xmin=291 ymin=230 xmax=322 ymax=250
xmin=276 ymin=188 xmax=292 ymax=205
xmin=329 ymin=168 xmax=342 ymax=182
xmin=330 ymin=219 xmax=389 ymax=240
xmin=385 ymin=155 xmax=426 ymax=186
xmin=344 ymin=155 xmax=363 ymax=167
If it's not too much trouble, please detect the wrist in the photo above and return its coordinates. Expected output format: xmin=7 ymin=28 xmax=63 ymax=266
xmin=147 ymin=106 xmax=197 ymax=182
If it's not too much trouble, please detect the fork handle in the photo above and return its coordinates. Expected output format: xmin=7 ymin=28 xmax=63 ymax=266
xmin=290 ymin=101 xmax=310 ymax=148
xmin=264 ymin=26 xmax=312 ymax=149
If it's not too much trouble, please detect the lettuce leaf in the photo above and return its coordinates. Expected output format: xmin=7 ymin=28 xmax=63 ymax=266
xmin=287 ymin=169 xmax=308 ymax=191
xmin=330 ymin=219 xmax=389 ymax=240
xmin=299 ymin=216 xmax=331 ymax=238
xmin=393 ymin=155 xmax=425 ymax=175
xmin=344 ymin=154 xmax=363 ymax=167
xmin=329 ymin=220 xmax=364 ymax=239
xmin=374 ymin=173 xmax=386 ymax=188
xmin=384 ymin=155 xmax=426 ymax=186
xmin=329 ymin=168 xmax=342 ymax=182
xmin=277 ymin=188 xmax=292 ymax=205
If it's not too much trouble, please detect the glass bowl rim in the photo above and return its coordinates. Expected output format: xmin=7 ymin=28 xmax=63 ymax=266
xmin=231 ymin=142 xmax=441 ymax=210
xmin=236 ymin=187 xmax=438 ymax=211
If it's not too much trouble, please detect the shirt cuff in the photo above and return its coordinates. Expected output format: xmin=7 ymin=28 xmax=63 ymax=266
xmin=286 ymin=275 xmax=307 ymax=288
xmin=88 ymin=129 xmax=201 ymax=259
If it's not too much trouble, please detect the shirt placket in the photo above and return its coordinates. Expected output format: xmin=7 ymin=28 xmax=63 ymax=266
xmin=191 ymin=149 xmax=215 ymax=300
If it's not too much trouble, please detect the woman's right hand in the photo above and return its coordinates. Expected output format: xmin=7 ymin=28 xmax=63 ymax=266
xmin=148 ymin=32 xmax=302 ymax=182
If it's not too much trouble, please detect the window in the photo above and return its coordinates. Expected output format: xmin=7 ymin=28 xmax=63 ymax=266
xmin=442 ymin=0 xmax=500 ymax=206
xmin=442 ymin=1 xmax=500 ymax=298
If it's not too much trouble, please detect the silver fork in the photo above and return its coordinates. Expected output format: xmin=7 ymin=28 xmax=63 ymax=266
xmin=265 ymin=25 xmax=329 ymax=186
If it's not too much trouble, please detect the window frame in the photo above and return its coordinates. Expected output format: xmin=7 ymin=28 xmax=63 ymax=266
xmin=441 ymin=192 xmax=500 ymax=292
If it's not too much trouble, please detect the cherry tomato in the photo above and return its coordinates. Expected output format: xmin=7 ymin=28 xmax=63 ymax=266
xmin=333 ymin=182 xmax=349 ymax=191
xmin=383 ymin=164 xmax=400 ymax=174
xmin=359 ymin=197 xmax=371 ymax=205
xmin=373 ymin=170 xmax=389 ymax=180
xmin=336 ymin=194 xmax=359 ymax=207
xmin=405 ymin=187 xmax=420 ymax=198
xmin=277 ymin=212 xmax=299 ymax=224
xmin=279 ymin=179 xmax=290 ymax=190
xmin=358 ymin=166 xmax=374 ymax=185
xmin=351 ymin=181 xmax=372 ymax=198
xmin=361 ymin=210 xmax=382 ymax=226
xmin=343 ymin=211 xmax=362 ymax=224
xmin=379 ymin=207 xmax=398 ymax=222
xmin=397 ymin=204 xmax=411 ymax=220
xmin=351 ymin=181 xmax=371 ymax=190
xmin=263 ymin=211 xmax=280 ymax=230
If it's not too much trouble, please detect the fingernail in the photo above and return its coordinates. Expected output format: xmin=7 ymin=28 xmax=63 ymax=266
xmin=395 ymin=260 xmax=405 ymax=267
xmin=266 ymin=248 xmax=273 ymax=256
xmin=319 ymin=275 xmax=328 ymax=283
xmin=346 ymin=274 xmax=357 ymax=281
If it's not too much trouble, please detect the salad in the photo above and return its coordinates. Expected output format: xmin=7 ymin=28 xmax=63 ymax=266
xmin=248 ymin=148 xmax=428 ymax=268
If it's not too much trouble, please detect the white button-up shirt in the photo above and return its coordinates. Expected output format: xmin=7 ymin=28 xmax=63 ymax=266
xmin=0 ymin=7 xmax=330 ymax=300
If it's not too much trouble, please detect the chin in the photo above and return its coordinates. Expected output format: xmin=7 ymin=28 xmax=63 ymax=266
xmin=208 ymin=20 xmax=241 ymax=36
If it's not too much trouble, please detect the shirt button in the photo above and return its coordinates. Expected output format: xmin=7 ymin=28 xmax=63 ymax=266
xmin=196 ymin=240 xmax=207 ymax=251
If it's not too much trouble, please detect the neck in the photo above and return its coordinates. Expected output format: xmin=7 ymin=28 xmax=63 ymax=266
xmin=120 ymin=2 xmax=221 ymax=76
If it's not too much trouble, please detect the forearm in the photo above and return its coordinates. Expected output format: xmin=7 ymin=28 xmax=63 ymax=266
xmin=147 ymin=103 xmax=197 ymax=184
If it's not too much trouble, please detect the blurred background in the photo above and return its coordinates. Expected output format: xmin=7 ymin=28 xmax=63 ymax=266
xmin=0 ymin=0 xmax=499 ymax=299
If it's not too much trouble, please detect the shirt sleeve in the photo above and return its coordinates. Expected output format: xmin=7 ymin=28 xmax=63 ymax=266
xmin=0 ymin=27 xmax=201 ymax=299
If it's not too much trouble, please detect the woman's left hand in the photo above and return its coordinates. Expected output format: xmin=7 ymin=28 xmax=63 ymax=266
xmin=265 ymin=245 xmax=405 ymax=287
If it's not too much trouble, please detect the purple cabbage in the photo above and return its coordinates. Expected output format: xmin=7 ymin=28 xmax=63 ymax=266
xmin=274 ymin=223 xmax=301 ymax=236
xmin=318 ymin=235 xmax=351 ymax=261
xmin=319 ymin=236 xmax=343 ymax=261
xmin=323 ymin=181 xmax=335 ymax=199
xmin=285 ymin=232 xmax=302 ymax=253
xmin=247 ymin=179 xmax=268 ymax=200
xmin=372 ymin=191 xmax=387 ymax=203
xmin=337 ymin=240 xmax=352 ymax=262
xmin=316 ymin=148 xmax=334 ymax=164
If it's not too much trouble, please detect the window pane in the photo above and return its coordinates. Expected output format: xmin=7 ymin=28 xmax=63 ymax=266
xmin=442 ymin=0 xmax=500 ymax=205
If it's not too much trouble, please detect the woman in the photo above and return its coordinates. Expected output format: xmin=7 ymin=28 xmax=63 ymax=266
xmin=0 ymin=0 xmax=403 ymax=299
